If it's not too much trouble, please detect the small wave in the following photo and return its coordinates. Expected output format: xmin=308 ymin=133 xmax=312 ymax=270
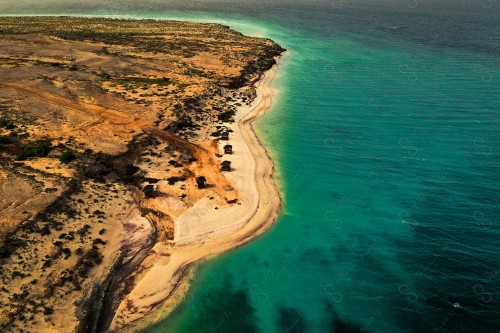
xmin=402 ymin=157 xmax=428 ymax=161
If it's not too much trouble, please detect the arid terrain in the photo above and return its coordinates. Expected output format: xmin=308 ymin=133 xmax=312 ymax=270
xmin=0 ymin=16 xmax=284 ymax=333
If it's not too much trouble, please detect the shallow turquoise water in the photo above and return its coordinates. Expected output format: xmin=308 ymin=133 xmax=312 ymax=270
xmin=2 ymin=2 xmax=499 ymax=332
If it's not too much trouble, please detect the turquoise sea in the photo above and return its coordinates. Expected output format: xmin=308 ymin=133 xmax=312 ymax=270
xmin=2 ymin=1 xmax=499 ymax=332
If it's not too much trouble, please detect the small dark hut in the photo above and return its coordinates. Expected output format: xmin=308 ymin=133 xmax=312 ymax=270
xmin=143 ymin=184 xmax=157 ymax=198
xmin=220 ymin=132 xmax=229 ymax=140
xmin=224 ymin=144 xmax=233 ymax=154
xmin=196 ymin=176 xmax=207 ymax=189
xmin=221 ymin=160 xmax=231 ymax=172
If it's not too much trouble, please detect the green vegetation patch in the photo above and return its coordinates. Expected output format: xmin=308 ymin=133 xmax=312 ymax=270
xmin=211 ymin=131 xmax=222 ymax=137
xmin=0 ymin=135 xmax=16 ymax=145
xmin=166 ymin=176 xmax=186 ymax=185
xmin=168 ymin=160 xmax=183 ymax=168
xmin=117 ymin=76 xmax=171 ymax=87
xmin=217 ymin=110 xmax=235 ymax=122
xmin=0 ymin=118 xmax=15 ymax=129
xmin=59 ymin=150 xmax=76 ymax=163
xmin=15 ymin=139 xmax=53 ymax=161
xmin=184 ymin=67 xmax=207 ymax=77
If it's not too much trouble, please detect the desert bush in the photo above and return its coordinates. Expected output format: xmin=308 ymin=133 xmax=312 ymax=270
xmin=168 ymin=160 xmax=183 ymax=168
xmin=43 ymin=307 xmax=54 ymax=315
xmin=218 ymin=110 xmax=235 ymax=122
xmin=15 ymin=139 xmax=52 ymax=161
xmin=59 ymin=150 xmax=76 ymax=163
xmin=62 ymin=248 xmax=71 ymax=259
xmin=124 ymin=164 xmax=140 ymax=176
xmin=167 ymin=176 xmax=186 ymax=185
xmin=0 ymin=136 xmax=15 ymax=144
xmin=0 ymin=119 xmax=15 ymax=129
xmin=77 ymin=225 xmax=91 ymax=236
xmin=93 ymin=238 xmax=106 ymax=245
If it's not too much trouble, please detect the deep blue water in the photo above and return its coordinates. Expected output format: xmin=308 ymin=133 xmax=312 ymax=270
xmin=2 ymin=1 xmax=499 ymax=332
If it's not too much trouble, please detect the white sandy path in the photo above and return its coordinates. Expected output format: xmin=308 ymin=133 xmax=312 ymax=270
xmin=110 ymin=62 xmax=283 ymax=332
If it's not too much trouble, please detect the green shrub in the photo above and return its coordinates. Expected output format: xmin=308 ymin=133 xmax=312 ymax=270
xmin=118 ymin=76 xmax=170 ymax=87
xmin=43 ymin=307 xmax=54 ymax=315
xmin=218 ymin=110 xmax=235 ymax=122
xmin=211 ymin=131 xmax=221 ymax=137
xmin=0 ymin=119 xmax=15 ymax=129
xmin=168 ymin=160 xmax=183 ymax=168
xmin=60 ymin=150 xmax=76 ymax=163
xmin=167 ymin=176 xmax=186 ymax=185
xmin=125 ymin=164 xmax=140 ymax=175
xmin=15 ymin=139 xmax=52 ymax=161
xmin=0 ymin=136 xmax=15 ymax=144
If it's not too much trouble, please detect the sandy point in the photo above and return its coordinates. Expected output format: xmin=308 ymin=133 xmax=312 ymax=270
xmin=109 ymin=60 xmax=284 ymax=332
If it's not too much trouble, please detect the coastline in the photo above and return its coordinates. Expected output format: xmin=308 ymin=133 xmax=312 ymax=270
xmin=109 ymin=60 xmax=283 ymax=332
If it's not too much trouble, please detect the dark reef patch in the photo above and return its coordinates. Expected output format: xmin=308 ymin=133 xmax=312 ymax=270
xmin=277 ymin=306 xmax=306 ymax=333
xmin=184 ymin=275 xmax=260 ymax=333
xmin=325 ymin=303 xmax=370 ymax=333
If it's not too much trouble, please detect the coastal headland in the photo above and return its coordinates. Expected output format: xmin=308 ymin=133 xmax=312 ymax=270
xmin=0 ymin=16 xmax=283 ymax=332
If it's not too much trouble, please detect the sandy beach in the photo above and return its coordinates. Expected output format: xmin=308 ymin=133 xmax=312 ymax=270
xmin=109 ymin=61 xmax=283 ymax=332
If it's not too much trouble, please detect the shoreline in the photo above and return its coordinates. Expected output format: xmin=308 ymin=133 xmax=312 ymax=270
xmin=109 ymin=61 xmax=283 ymax=332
